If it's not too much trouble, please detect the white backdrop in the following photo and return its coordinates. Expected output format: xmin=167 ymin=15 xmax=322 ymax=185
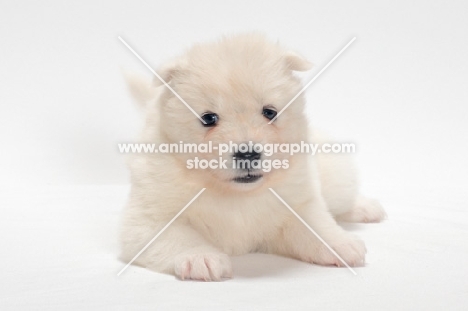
xmin=1 ymin=0 xmax=467 ymax=191
xmin=1 ymin=1 xmax=468 ymax=310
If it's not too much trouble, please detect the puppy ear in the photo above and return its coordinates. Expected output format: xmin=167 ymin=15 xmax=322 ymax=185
xmin=284 ymin=51 xmax=313 ymax=72
xmin=153 ymin=58 xmax=187 ymax=86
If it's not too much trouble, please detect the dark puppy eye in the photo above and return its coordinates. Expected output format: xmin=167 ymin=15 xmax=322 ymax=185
xmin=201 ymin=112 xmax=219 ymax=127
xmin=262 ymin=107 xmax=277 ymax=121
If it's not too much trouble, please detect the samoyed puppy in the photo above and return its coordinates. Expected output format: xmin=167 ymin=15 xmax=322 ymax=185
xmin=120 ymin=34 xmax=385 ymax=281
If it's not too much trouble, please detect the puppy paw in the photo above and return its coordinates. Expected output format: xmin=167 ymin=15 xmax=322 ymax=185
xmin=174 ymin=253 xmax=232 ymax=281
xmin=311 ymin=233 xmax=367 ymax=267
xmin=337 ymin=196 xmax=387 ymax=223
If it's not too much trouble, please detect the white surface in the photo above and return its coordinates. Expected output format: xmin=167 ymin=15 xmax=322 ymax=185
xmin=1 ymin=185 xmax=467 ymax=310
xmin=1 ymin=0 xmax=468 ymax=309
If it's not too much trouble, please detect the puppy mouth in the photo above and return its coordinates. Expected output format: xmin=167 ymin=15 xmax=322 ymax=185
xmin=232 ymin=173 xmax=263 ymax=183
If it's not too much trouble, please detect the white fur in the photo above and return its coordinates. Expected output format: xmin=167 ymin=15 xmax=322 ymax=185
xmin=119 ymin=34 xmax=385 ymax=281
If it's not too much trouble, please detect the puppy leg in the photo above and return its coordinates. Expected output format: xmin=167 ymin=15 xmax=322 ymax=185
xmin=273 ymin=198 xmax=366 ymax=267
xmin=336 ymin=195 xmax=387 ymax=223
xmin=120 ymin=221 xmax=232 ymax=281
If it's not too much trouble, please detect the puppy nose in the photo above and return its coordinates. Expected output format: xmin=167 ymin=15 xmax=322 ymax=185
xmin=233 ymin=150 xmax=261 ymax=161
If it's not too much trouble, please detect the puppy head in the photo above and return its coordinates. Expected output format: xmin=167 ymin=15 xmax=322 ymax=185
xmin=155 ymin=34 xmax=312 ymax=191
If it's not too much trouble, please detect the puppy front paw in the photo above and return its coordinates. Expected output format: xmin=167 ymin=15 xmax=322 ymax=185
xmin=174 ymin=253 xmax=232 ymax=281
xmin=311 ymin=234 xmax=366 ymax=267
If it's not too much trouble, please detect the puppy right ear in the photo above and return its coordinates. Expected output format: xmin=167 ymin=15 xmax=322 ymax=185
xmin=153 ymin=58 xmax=187 ymax=86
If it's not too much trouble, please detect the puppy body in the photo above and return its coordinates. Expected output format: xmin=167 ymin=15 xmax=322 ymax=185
xmin=120 ymin=34 xmax=385 ymax=280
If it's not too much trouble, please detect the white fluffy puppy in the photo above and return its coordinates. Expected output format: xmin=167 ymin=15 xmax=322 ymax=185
xmin=120 ymin=34 xmax=385 ymax=281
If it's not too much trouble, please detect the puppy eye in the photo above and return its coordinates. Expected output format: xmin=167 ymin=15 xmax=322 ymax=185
xmin=262 ymin=107 xmax=277 ymax=121
xmin=201 ymin=112 xmax=219 ymax=127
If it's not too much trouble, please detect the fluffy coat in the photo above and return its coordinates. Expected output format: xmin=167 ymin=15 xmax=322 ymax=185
xmin=120 ymin=34 xmax=385 ymax=281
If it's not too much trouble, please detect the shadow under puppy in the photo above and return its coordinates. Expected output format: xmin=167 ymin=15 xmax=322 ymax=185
xmin=120 ymin=34 xmax=386 ymax=281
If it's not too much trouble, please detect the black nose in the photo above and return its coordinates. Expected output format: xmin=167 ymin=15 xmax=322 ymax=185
xmin=233 ymin=150 xmax=261 ymax=161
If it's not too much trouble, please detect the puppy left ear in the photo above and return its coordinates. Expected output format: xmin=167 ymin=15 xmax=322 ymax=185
xmin=284 ymin=51 xmax=313 ymax=72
